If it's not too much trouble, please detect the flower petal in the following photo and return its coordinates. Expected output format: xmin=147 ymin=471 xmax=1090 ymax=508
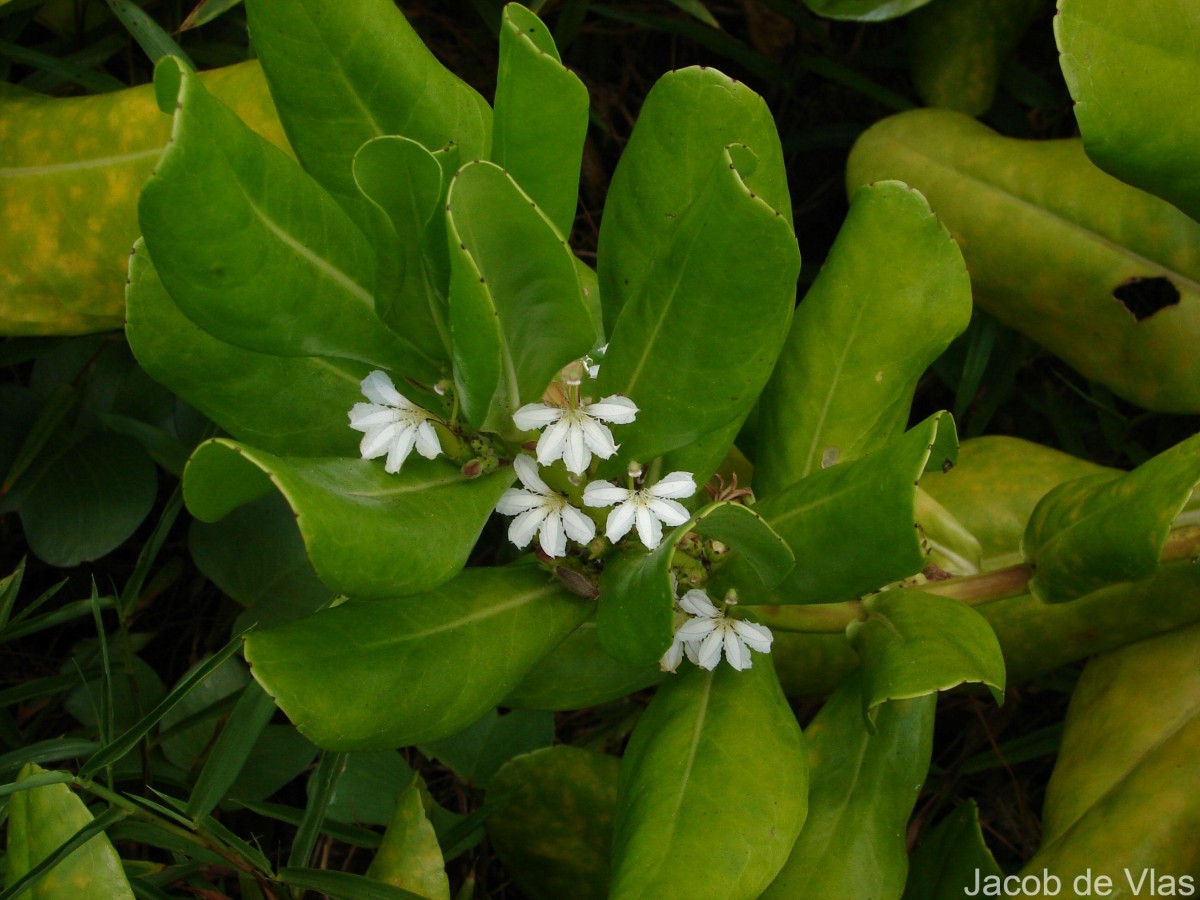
xmin=723 ymin=627 xmax=751 ymax=670
xmin=604 ymin=501 xmax=636 ymax=544
xmin=360 ymin=422 xmax=401 ymax=459
xmin=679 ymin=589 xmax=719 ymax=618
xmin=540 ymin=511 xmax=566 ymax=558
xmin=731 ymin=619 xmax=774 ymax=654
xmin=649 ymin=471 xmax=697 ymax=500
xmin=361 ymin=370 xmax=406 ymax=407
xmin=578 ymin=416 xmax=618 ymax=460
xmin=635 ymin=502 xmax=664 ymax=550
xmin=384 ymin=425 xmax=419 ymax=473
xmin=513 ymin=402 xmax=563 ymax=431
xmin=676 ymin=617 xmax=720 ymax=641
xmin=646 ymin=496 xmax=690 ymax=527
xmin=536 ymin=416 xmax=572 ymax=466
xmin=348 ymin=403 xmax=395 ymax=431
xmin=561 ymin=503 xmax=597 ymax=544
xmin=697 ymin=629 xmax=724 ymax=670
xmin=495 ymin=489 xmax=543 ymax=516
xmin=683 ymin=640 xmax=702 ymax=665
xmin=660 ymin=639 xmax=684 ymax=673
xmin=584 ymin=395 xmax=638 ymax=424
xmin=513 ymin=454 xmax=551 ymax=495
xmin=562 ymin=422 xmax=590 ymax=475
xmin=415 ymin=421 xmax=441 ymax=459
xmin=583 ymin=482 xmax=631 ymax=508
xmin=509 ymin=505 xmax=550 ymax=549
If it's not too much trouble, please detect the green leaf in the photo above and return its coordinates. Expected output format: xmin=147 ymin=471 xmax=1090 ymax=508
xmin=503 ymin=619 xmax=663 ymax=711
xmin=598 ymin=132 xmax=799 ymax=466
xmin=1021 ymin=623 xmax=1200 ymax=887
xmin=126 ymin=240 xmax=368 ymax=459
xmin=189 ymin=494 xmax=334 ymax=629
xmin=847 ymin=589 xmax=1005 ymax=721
xmin=801 ymin=0 xmax=934 ymax=20
xmin=600 ymin=68 xmax=789 ymax=328
xmin=735 ymin=412 xmax=957 ymax=606
xmin=446 ymin=161 xmax=595 ymax=431
xmin=761 ymin=676 xmax=934 ymax=898
xmin=487 ymin=746 xmax=618 ymax=900
xmin=921 ymin=435 xmax=1110 ymax=562
xmin=18 ymin=432 xmax=157 ymax=567
xmin=753 ymin=181 xmax=971 ymax=496
xmin=609 ymin=660 xmax=807 ymax=899
xmin=1056 ymin=0 xmax=1200 ymax=222
xmin=187 ymin=680 xmax=278 ymax=820
xmin=903 ymin=801 xmax=1002 ymax=900
xmin=1023 ymin=431 xmax=1200 ymax=603
xmin=492 ymin=3 xmax=589 ymax=237
xmin=846 ymin=108 xmax=1200 ymax=413
xmin=599 ymin=500 xmax=795 ymax=666
xmin=183 ymin=438 xmax=512 ymax=600
xmin=244 ymin=0 xmax=491 ymax=209
xmin=227 ymin=725 xmax=317 ymax=803
xmin=367 ymin=778 xmax=450 ymax=900
xmin=419 ymin=709 xmax=553 ymax=789
xmin=158 ymin=656 xmax=249 ymax=772
xmin=243 ymin=565 xmax=591 ymax=750
xmin=322 ymin=752 xmax=415 ymax=827
xmin=665 ymin=0 xmax=720 ymax=27
xmin=277 ymin=868 xmax=427 ymax=900
xmin=908 ymin=0 xmax=1044 ymax=116
xmin=352 ymin=137 xmax=455 ymax=365
xmin=4 ymin=764 xmax=134 ymax=899
xmin=139 ymin=57 xmax=436 ymax=378
xmin=0 ymin=60 xmax=285 ymax=336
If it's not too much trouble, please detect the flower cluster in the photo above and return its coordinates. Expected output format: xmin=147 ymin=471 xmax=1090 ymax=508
xmin=660 ymin=589 xmax=774 ymax=672
xmin=348 ymin=371 xmax=442 ymax=474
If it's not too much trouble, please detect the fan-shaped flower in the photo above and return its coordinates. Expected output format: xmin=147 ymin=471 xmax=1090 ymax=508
xmin=582 ymin=471 xmax=696 ymax=550
xmin=512 ymin=395 xmax=638 ymax=475
xmin=349 ymin=371 xmax=442 ymax=474
xmin=495 ymin=455 xmax=596 ymax=557
xmin=661 ymin=589 xmax=774 ymax=672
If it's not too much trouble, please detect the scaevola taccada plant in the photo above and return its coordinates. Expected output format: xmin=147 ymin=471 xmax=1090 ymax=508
xmin=123 ymin=0 xmax=1200 ymax=896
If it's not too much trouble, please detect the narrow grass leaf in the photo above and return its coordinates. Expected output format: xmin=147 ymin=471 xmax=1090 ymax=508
xmin=102 ymin=0 xmax=193 ymax=66
xmin=187 ymin=681 xmax=276 ymax=819
xmin=288 ymin=750 xmax=347 ymax=868
xmin=79 ymin=629 xmax=250 ymax=776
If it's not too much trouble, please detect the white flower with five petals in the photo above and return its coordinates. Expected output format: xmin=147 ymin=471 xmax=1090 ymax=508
xmin=582 ymin=471 xmax=696 ymax=550
xmin=495 ymin=455 xmax=596 ymax=558
xmin=660 ymin=589 xmax=774 ymax=672
xmin=348 ymin=371 xmax=442 ymax=474
xmin=512 ymin=395 xmax=638 ymax=475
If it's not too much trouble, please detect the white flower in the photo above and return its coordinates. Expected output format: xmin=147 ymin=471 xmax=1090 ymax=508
xmin=582 ymin=471 xmax=696 ymax=550
xmin=349 ymin=371 xmax=441 ymax=474
xmin=512 ymin=395 xmax=638 ymax=475
xmin=495 ymin=455 xmax=596 ymax=558
xmin=660 ymin=589 xmax=774 ymax=672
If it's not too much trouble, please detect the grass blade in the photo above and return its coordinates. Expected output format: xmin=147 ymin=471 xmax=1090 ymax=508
xmin=186 ymin=681 xmax=276 ymax=819
xmin=287 ymin=750 xmax=347 ymax=868
xmin=101 ymin=0 xmax=194 ymax=66
xmin=79 ymin=628 xmax=250 ymax=777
